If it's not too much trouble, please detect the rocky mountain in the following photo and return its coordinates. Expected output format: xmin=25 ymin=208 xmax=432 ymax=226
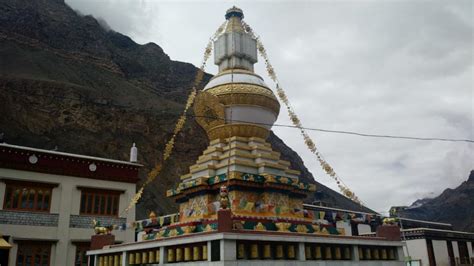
xmin=397 ymin=170 xmax=474 ymax=232
xmin=0 ymin=0 xmax=372 ymax=219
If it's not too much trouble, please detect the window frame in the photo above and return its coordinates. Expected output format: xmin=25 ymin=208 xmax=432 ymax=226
xmin=74 ymin=242 xmax=90 ymax=266
xmin=79 ymin=188 xmax=121 ymax=217
xmin=15 ymin=241 xmax=52 ymax=266
xmin=3 ymin=180 xmax=54 ymax=212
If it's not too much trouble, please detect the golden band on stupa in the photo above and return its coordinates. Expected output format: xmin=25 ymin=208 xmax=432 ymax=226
xmin=166 ymin=6 xmax=317 ymax=228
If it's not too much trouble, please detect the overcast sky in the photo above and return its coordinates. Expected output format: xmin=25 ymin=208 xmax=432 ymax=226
xmin=66 ymin=0 xmax=473 ymax=214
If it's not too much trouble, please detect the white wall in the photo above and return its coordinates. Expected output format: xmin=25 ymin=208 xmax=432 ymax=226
xmin=336 ymin=221 xmax=351 ymax=236
xmin=452 ymin=241 xmax=459 ymax=259
xmin=358 ymin=224 xmax=372 ymax=235
xmin=0 ymin=168 xmax=136 ymax=266
xmin=405 ymin=239 xmax=429 ymax=266
xmin=432 ymin=240 xmax=449 ymax=266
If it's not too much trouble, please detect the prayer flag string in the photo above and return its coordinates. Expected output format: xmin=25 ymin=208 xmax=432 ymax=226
xmin=241 ymin=20 xmax=363 ymax=205
xmin=120 ymin=21 xmax=228 ymax=215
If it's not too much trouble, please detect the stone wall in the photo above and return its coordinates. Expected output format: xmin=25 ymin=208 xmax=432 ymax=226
xmin=69 ymin=214 xmax=126 ymax=229
xmin=0 ymin=210 xmax=59 ymax=226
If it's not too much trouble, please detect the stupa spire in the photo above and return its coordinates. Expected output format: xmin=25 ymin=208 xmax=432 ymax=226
xmin=224 ymin=6 xmax=245 ymax=33
xmin=214 ymin=6 xmax=258 ymax=73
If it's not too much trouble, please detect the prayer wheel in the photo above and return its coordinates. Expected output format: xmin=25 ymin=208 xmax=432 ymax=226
xmin=314 ymin=246 xmax=322 ymax=259
xmin=324 ymin=246 xmax=332 ymax=259
xmin=287 ymin=245 xmax=296 ymax=259
xmin=142 ymin=252 xmax=147 ymax=263
xmin=114 ymin=255 xmax=119 ymax=266
xmin=148 ymin=250 xmax=155 ymax=263
xmin=389 ymin=248 xmax=395 ymax=260
xmin=167 ymin=248 xmax=175 ymax=262
xmin=104 ymin=256 xmax=108 ymax=266
xmin=156 ymin=249 xmax=160 ymax=263
xmin=372 ymin=248 xmax=380 ymax=260
xmin=98 ymin=256 xmax=104 ymax=266
xmin=263 ymin=244 xmax=271 ymax=259
xmin=358 ymin=247 xmax=364 ymax=260
xmin=344 ymin=247 xmax=351 ymax=259
xmin=119 ymin=254 xmax=123 ymax=266
xmin=109 ymin=256 xmax=114 ymax=266
xmin=176 ymin=247 xmax=183 ymax=262
xmin=276 ymin=245 xmax=284 ymax=259
xmin=381 ymin=248 xmax=387 ymax=260
xmin=184 ymin=247 xmax=192 ymax=261
xmin=250 ymin=243 xmax=259 ymax=259
xmin=305 ymin=245 xmax=312 ymax=260
xmin=135 ymin=252 xmax=141 ymax=264
xmin=335 ymin=247 xmax=342 ymax=259
xmin=365 ymin=248 xmax=371 ymax=260
xmin=128 ymin=253 xmax=135 ymax=265
xmin=202 ymin=245 xmax=208 ymax=260
xmin=193 ymin=246 xmax=202 ymax=261
xmin=237 ymin=243 xmax=245 ymax=259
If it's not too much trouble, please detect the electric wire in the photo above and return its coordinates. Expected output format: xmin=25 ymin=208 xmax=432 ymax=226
xmin=187 ymin=115 xmax=474 ymax=143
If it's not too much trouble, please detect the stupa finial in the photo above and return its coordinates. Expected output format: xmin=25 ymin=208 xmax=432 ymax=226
xmin=225 ymin=6 xmax=244 ymax=20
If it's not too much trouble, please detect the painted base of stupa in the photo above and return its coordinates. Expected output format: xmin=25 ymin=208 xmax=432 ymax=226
xmin=165 ymin=136 xmax=316 ymax=234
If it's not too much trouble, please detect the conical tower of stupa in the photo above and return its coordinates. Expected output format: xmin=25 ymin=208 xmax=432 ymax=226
xmin=167 ymin=6 xmax=315 ymax=225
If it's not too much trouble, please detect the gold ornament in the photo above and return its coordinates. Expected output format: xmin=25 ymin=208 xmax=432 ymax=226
xmin=255 ymin=222 xmax=266 ymax=231
xmin=207 ymin=123 xmax=269 ymax=140
xmin=275 ymin=222 xmax=291 ymax=232
xmin=194 ymin=91 xmax=225 ymax=131
xmin=295 ymin=224 xmax=308 ymax=233
xmin=207 ymin=83 xmax=277 ymax=100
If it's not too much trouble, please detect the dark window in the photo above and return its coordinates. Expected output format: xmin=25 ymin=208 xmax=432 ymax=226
xmin=79 ymin=188 xmax=120 ymax=216
xmin=426 ymin=239 xmax=436 ymax=266
xmin=458 ymin=241 xmax=469 ymax=264
xmin=3 ymin=181 xmax=53 ymax=212
xmin=211 ymin=240 xmax=220 ymax=261
xmin=74 ymin=243 xmax=90 ymax=266
xmin=16 ymin=242 xmax=51 ymax=266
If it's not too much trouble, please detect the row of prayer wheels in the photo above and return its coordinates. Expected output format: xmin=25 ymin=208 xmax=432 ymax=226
xmin=358 ymin=246 xmax=397 ymax=260
xmin=167 ymin=244 xmax=208 ymax=262
xmin=128 ymin=249 xmax=160 ymax=265
xmin=237 ymin=242 xmax=297 ymax=260
xmin=304 ymin=244 xmax=351 ymax=260
xmin=97 ymin=254 xmax=122 ymax=266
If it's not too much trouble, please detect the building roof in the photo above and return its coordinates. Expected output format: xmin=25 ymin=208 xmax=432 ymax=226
xmin=0 ymin=143 xmax=141 ymax=183
xmin=402 ymin=227 xmax=474 ymax=241
xmin=399 ymin=217 xmax=452 ymax=227
xmin=303 ymin=203 xmax=380 ymax=216
xmin=0 ymin=143 xmax=141 ymax=166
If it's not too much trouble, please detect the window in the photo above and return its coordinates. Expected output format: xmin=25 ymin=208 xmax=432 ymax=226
xmin=3 ymin=181 xmax=52 ymax=212
xmin=16 ymin=242 xmax=51 ymax=266
xmin=74 ymin=243 xmax=90 ymax=266
xmin=80 ymin=188 xmax=120 ymax=216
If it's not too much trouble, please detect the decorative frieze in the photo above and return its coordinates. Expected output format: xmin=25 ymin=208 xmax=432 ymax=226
xmin=0 ymin=210 xmax=58 ymax=227
xmin=69 ymin=215 xmax=126 ymax=229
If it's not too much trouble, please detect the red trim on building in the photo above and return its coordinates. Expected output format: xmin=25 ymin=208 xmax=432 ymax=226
xmin=0 ymin=145 xmax=140 ymax=183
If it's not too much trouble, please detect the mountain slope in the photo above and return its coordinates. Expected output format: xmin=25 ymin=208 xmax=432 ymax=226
xmin=398 ymin=170 xmax=474 ymax=232
xmin=0 ymin=0 xmax=372 ymax=218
